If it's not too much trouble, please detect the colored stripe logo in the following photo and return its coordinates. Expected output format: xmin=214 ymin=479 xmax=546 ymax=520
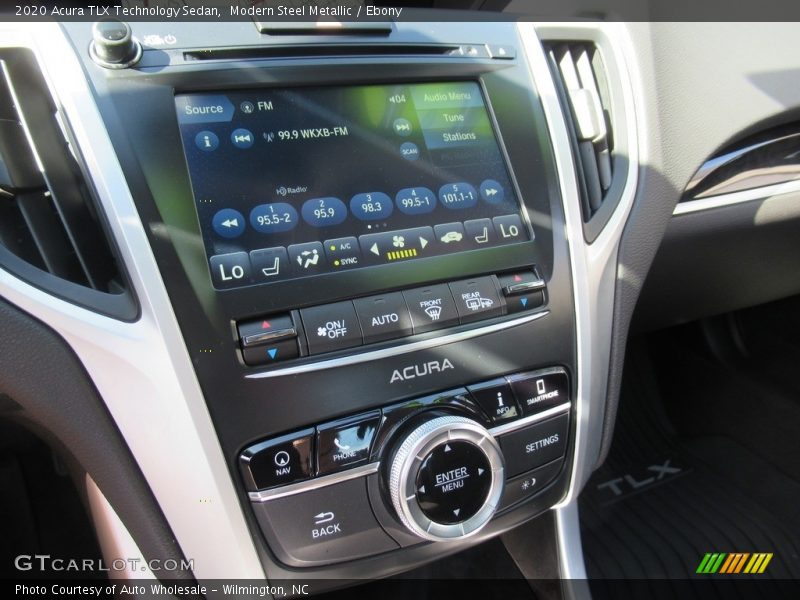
xmin=697 ymin=552 xmax=773 ymax=574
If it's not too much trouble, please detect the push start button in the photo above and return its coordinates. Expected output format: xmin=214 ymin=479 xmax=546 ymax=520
xmin=415 ymin=441 xmax=492 ymax=524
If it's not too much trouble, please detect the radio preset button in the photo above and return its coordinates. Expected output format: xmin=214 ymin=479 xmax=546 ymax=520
xmin=240 ymin=430 xmax=314 ymax=491
xmin=467 ymin=379 xmax=520 ymax=423
xmin=301 ymin=301 xmax=363 ymax=355
xmin=317 ymin=412 xmax=381 ymax=475
xmin=402 ymin=284 xmax=460 ymax=333
xmin=449 ymin=277 xmax=504 ymax=323
xmin=353 ymin=292 xmax=412 ymax=344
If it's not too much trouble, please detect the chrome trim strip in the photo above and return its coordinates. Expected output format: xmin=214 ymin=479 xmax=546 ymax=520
xmin=0 ymin=24 xmax=264 ymax=579
xmin=503 ymin=279 xmax=546 ymax=294
xmin=243 ymin=327 xmax=297 ymax=347
xmin=673 ymin=178 xmax=800 ymax=215
xmin=246 ymin=311 xmax=549 ymax=379
xmin=488 ymin=403 xmax=571 ymax=437
xmin=524 ymin=21 xmax=642 ymax=579
xmin=248 ymin=463 xmax=380 ymax=502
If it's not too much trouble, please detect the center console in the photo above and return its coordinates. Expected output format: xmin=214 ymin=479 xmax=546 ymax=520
xmin=63 ymin=19 xmax=577 ymax=584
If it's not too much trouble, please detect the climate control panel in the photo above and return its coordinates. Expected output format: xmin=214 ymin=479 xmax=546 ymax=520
xmin=241 ymin=367 xmax=571 ymax=567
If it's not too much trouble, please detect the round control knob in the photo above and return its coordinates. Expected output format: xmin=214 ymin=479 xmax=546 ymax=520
xmin=388 ymin=415 xmax=504 ymax=541
xmin=90 ymin=20 xmax=142 ymax=69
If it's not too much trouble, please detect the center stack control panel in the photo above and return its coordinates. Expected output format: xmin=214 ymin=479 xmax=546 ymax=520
xmin=71 ymin=18 xmax=578 ymax=582
xmin=242 ymin=368 xmax=570 ymax=566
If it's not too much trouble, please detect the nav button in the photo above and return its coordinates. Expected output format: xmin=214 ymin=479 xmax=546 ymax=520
xmin=239 ymin=429 xmax=314 ymax=491
xmin=403 ymin=284 xmax=460 ymax=334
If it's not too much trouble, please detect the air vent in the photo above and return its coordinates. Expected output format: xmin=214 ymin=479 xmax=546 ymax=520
xmin=0 ymin=47 xmax=135 ymax=320
xmin=545 ymin=41 xmax=615 ymax=223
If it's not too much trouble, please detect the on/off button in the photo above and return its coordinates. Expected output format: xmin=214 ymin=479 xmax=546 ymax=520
xmin=300 ymin=301 xmax=363 ymax=355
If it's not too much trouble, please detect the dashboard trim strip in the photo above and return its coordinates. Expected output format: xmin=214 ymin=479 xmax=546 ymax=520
xmin=245 ymin=310 xmax=549 ymax=379
xmin=673 ymin=179 xmax=800 ymax=215
xmin=249 ymin=462 xmax=381 ymax=502
xmin=488 ymin=403 xmax=571 ymax=436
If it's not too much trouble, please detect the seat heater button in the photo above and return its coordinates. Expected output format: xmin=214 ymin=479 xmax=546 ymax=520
xmin=251 ymin=476 xmax=397 ymax=566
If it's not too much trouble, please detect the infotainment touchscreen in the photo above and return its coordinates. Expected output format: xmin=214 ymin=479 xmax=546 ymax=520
xmin=175 ymin=82 xmax=532 ymax=289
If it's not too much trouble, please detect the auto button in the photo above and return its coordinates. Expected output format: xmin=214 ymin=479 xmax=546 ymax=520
xmin=353 ymin=292 xmax=412 ymax=344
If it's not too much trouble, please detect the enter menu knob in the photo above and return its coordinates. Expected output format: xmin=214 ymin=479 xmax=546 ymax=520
xmin=90 ymin=20 xmax=142 ymax=68
xmin=388 ymin=415 xmax=504 ymax=541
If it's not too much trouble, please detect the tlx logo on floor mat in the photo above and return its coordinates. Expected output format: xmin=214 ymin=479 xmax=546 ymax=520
xmin=697 ymin=552 xmax=773 ymax=574
xmin=596 ymin=458 xmax=683 ymax=501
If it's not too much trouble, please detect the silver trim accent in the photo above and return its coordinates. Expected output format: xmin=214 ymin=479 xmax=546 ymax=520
xmin=242 ymin=327 xmax=297 ymax=347
xmin=502 ymin=279 xmax=546 ymax=295
xmin=673 ymin=179 xmax=800 ymax=215
xmin=86 ymin=476 xmax=156 ymax=580
xmin=488 ymin=403 xmax=571 ymax=437
xmin=0 ymin=24 xmax=264 ymax=579
xmin=246 ymin=311 xmax=549 ymax=379
xmin=525 ymin=22 xmax=642 ymax=580
xmin=248 ymin=462 xmax=380 ymax=503
xmin=388 ymin=416 xmax=504 ymax=542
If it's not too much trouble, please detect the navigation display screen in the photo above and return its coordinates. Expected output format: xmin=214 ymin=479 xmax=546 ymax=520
xmin=176 ymin=82 xmax=532 ymax=289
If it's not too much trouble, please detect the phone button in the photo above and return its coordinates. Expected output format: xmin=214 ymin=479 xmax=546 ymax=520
xmin=317 ymin=412 xmax=382 ymax=475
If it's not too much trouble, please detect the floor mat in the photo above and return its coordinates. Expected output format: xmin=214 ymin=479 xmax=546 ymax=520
xmin=579 ymin=345 xmax=800 ymax=592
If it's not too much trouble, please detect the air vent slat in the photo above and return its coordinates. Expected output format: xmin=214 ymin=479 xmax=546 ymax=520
xmin=0 ymin=46 xmax=131 ymax=317
xmin=545 ymin=40 xmax=616 ymax=222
